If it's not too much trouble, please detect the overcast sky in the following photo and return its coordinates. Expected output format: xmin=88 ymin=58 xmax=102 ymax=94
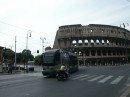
xmin=0 ymin=0 xmax=130 ymax=56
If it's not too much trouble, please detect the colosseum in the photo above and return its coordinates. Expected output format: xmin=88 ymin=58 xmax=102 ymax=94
xmin=53 ymin=24 xmax=130 ymax=66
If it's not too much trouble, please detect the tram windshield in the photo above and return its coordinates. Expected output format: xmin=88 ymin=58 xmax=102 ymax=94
xmin=43 ymin=53 xmax=54 ymax=63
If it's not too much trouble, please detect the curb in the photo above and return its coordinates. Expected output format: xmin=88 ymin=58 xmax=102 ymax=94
xmin=120 ymin=87 xmax=130 ymax=97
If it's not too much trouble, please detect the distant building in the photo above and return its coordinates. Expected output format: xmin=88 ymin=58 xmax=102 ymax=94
xmin=53 ymin=24 xmax=130 ymax=66
xmin=0 ymin=46 xmax=4 ymax=72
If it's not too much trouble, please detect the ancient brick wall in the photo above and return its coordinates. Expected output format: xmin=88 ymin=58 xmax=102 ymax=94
xmin=53 ymin=24 xmax=130 ymax=66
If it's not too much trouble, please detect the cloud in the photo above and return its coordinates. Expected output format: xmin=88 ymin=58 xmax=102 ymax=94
xmin=0 ymin=0 xmax=130 ymax=54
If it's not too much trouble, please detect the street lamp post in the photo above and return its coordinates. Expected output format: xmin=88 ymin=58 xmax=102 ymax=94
xmin=14 ymin=36 xmax=17 ymax=72
xmin=120 ymin=23 xmax=129 ymax=64
xmin=40 ymin=37 xmax=46 ymax=53
xmin=124 ymin=23 xmax=129 ymax=64
xmin=26 ymin=30 xmax=32 ymax=72
xmin=123 ymin=23 xmax=129 ymax=64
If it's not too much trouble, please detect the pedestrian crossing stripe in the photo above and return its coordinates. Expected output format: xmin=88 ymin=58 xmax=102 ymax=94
xmin=71 ymin=74 xmax=85 ymax=78
xmin=88 ymin=75 xmax=105 ymax=82
xmin=125 ymin=77 xmax=130 ymax=86
xmin=98 ymin=75 xmax=113 ymax=83
xmin=70 ymin=74 xmax=125 ymax=85
xmin=110 ymin=76 xmax=124 ymax=84
xmin=71 ymin=74 xmax=89 ymax=80
xmin=79 ymin=75 xmax=97 ymax=81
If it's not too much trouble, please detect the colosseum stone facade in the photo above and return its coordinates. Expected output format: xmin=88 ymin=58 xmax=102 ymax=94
xmin=53 ymin=24 xmax=130 ymax=66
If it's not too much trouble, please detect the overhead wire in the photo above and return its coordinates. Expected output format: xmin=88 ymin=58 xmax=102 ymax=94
xmin=0 ymin=20 xmax=53 ymax=53
xmin=0 ymin=20 xmax=46 ymax=35
xmin=0 ymin=20 xmax=51 ymax=44
xmin=0 ymin=20 xmax=28 ymax=31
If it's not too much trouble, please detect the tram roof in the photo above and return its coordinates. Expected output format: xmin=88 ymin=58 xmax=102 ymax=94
xmin=44 ymin=49 xmax=77 ymax=57
xmin=44 ymin=49 xmax=59 ymax=54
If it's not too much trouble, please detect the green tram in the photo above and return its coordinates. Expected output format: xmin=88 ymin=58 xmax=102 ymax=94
xmin=42 ymin=49 xmax=78 ymax=76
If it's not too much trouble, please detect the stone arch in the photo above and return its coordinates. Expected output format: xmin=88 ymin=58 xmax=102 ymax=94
xmin=72 ymin=40 xmax=77 ymax=46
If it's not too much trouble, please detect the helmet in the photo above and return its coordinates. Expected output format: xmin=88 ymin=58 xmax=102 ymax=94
xmin=60 ymin=65 xmax=65 ymax=70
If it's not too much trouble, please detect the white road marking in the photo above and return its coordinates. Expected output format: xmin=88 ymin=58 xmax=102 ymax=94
xmin=88 ymin=75 xmax=105 ymax=82
xmin=71 ymin=73 xmax=129 ymax=86
xmin=110 ymin=76 xmax=124 ymax=84
xmin=79 ymin=75 xmax=97 ymax=81
xmin=71 ymin=74 xmax=85 ymax=78
xmin=71 ymin=74 xmax=89 ymax=80
xmin=125 ymin=77 xmax=130 ymax=86
xmin=98 ymin=75 xmax=113 ymax=83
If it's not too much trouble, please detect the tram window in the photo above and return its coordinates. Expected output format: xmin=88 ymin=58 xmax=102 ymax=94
xmin=54 ymin=52 xmax=60 ymax=64
xmin=43 ymin=54 xmax=54 ymax=63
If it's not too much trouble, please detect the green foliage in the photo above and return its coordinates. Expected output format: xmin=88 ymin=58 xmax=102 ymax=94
xmin=22 ymin=49 xmax=34 ymax=64
xmin=34 ymin=54 xmax=42 ymax=65
xmin=3 ymin=49 xmax=15 ymax=63
xmin=3 ymin=48 xmax=34 ymax=64
xmin=16 ymin=53 xmax=23 ymax=63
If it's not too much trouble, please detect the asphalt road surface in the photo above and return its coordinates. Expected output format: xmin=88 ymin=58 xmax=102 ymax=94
xmin=0 ymin=64 xmax=130 ymax=97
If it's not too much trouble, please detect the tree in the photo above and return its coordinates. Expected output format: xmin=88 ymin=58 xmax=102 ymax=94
xmin=3 ymin=48 xmax=34 ymax=65
xmin=16 ymin=53 xmax=23 ymax=64
xmin=34 ymin=54 xmax=42 ymax=65
xmin=3 ymin=48 xmax=15 ymax=64
xmin=22 ymin=49 xmax=34 ymax=64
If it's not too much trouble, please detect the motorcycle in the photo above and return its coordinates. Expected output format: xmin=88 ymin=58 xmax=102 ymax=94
xmin=56 ymin=70 xmax=69 ymax=81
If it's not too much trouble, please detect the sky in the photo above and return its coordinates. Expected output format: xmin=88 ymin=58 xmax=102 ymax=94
xmin=0 ymin=0 xmax=130 ymax=56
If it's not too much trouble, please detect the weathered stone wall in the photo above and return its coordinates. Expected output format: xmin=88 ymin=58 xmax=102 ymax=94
xmin=53 ymin=24 xmax=130 ymax=66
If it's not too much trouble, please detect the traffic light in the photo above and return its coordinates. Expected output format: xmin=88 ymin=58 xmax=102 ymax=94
xmin=37 ymin=50 xmax=39 ymax=53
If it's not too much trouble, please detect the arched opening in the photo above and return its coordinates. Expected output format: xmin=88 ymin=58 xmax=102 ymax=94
xmin=97 ymin=50 xmax=101 ymax=56
xmin=85 ymin=50 xmax=89 ymax=56
xmin=72 ymin=40 xmax=77 ymax=46
xmin=84 ymin=40 xmax=88 ymax=45
xmin=103 ymin=50 xmax=106 ymax=56
xmin=91 ymin=39 xmax=94 ymax=46
xmin=91 ymin=50 xmax=95 ymax=56
xmin=79 ymin=51 xmax=83 ymax=56
xmin=96 ymin=40 xmax=99 ymax=45
xmin=107 ymin=40 xmax=109 ymax=45
xmin=78 ymin=40 xmax=82 ymax=46
xmin=102 ymin=40 xmax=104 ymax=45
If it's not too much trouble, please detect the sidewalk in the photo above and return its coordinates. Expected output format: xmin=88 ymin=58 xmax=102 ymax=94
xmin=0 ymin=70 xmax=27 ymax=75
xmin=0 ymin=66 xmax=43 ymax=75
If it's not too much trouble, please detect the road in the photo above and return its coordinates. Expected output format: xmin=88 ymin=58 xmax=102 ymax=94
xmin=0 ymin=65 xmax=130 ymax=97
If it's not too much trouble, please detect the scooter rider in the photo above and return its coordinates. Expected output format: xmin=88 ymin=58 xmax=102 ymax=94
xmin=57 ymin=65 xmax=69 ymax=78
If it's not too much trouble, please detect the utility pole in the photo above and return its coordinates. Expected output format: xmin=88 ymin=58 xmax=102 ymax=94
xmin=14 ymin=36 xmax=17 ymax=72
xmin=40 ymin=37 xmax=46 ymax=53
